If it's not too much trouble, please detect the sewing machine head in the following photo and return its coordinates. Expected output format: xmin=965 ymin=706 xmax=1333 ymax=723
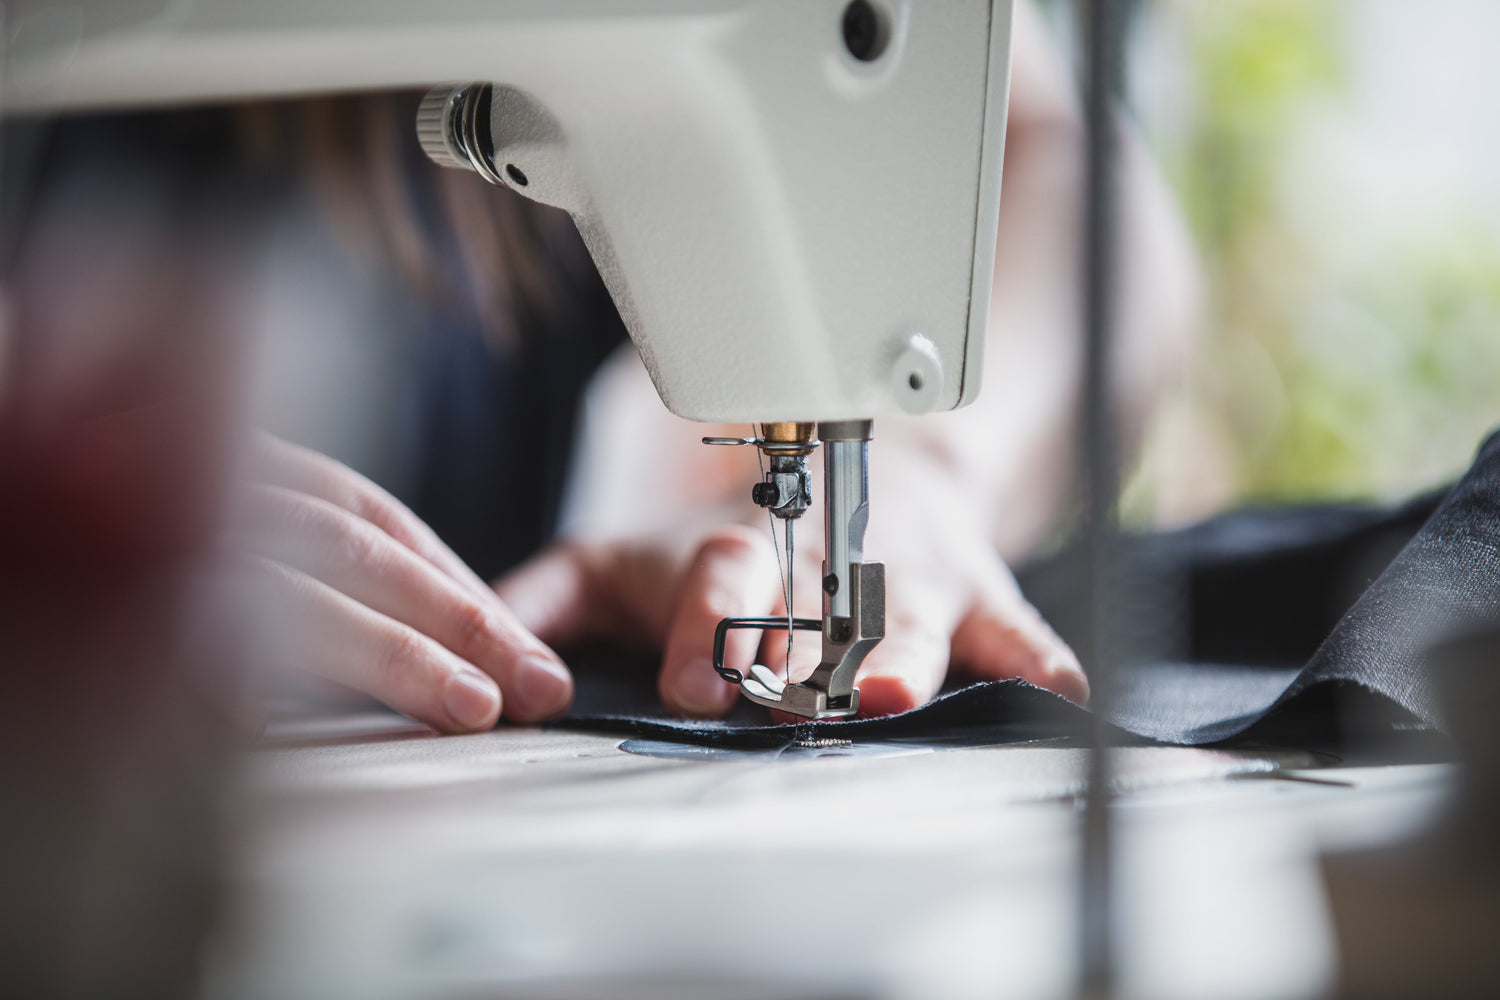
xmin=9 ymin=0 xmax=1016 ymax=717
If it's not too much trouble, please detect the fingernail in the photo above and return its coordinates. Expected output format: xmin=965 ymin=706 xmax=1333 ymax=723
xmin=443 ymin=672 xmax=500 ymax=730
xmin=1047 ymin=647 xmax=1090 ymax=703
xmin=855 ymin=675 xmax=921 ymax=717
xmin=673 ymin=658 xmax=734 ymax=717
xmin=511 ymin=655 xmax=573 ymax=720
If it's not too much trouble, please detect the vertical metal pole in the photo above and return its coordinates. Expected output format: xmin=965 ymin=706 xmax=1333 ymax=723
xmin=1078 ymin=0 xmax=1123 ymax=996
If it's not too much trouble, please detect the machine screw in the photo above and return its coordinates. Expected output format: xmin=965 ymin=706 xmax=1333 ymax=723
xmin=841 ymin=1 xmax=883 ymax=62
xmin=823 ymin=573 xmax=839 ymax=595
xmin=751 ymin=482 xmax=779 ymax=507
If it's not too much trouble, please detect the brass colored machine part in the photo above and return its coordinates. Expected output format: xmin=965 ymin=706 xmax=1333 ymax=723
xmin=757 ymin=422 xmax=817 ymax=457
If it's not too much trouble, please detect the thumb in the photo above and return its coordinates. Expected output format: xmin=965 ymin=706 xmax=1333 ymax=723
xmin=949 ymin=559 xmax=1089 ymax=705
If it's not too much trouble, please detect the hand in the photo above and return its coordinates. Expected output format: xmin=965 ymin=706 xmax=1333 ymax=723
xmin=225 ymin=435 xmax=573 ymax=732
xmin=497 ymin=457 xmax=1087 ymax=719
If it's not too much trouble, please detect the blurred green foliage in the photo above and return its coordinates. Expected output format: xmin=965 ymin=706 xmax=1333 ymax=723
xmin=1172 ymin=0 xmax=1343 ymax=256
xmin=1148 ymin=0 xmax=1500 ymax=506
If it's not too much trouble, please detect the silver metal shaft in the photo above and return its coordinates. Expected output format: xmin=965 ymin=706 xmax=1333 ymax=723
xmin=728 ymin=420 xmax=883 ymax=720
xmin=823 ymin=433 xmax=870 ymax=620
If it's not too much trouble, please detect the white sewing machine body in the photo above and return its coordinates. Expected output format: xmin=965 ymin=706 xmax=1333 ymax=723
xmin=8 ymin=0 xmax=1013 ymax=423
xmin=9 ymin=0 xmax=1016 ymax=718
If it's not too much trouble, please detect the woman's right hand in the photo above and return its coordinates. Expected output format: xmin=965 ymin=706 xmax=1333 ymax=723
xmin=225 ymin=434 xmax=574 ymax=733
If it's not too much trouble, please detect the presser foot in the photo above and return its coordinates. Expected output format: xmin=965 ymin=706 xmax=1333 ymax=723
xmin=703 ymin=421 xmax=883 ymax=722
xmin=710 ymin=566 xmax=883 ymax=721
xmin=738 ymin=663 xmax=861 ymax=720
xmin=709 ymin=616 xmax=861 ymax=719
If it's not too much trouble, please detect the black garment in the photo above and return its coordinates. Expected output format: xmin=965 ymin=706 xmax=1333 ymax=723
xmin=397 ymin=251 xmax=624 ymax=581
xmin=560 ymin=429 xmax=1500 ymax=750
xmin=376 ymin=93 xmax=628 ymax=579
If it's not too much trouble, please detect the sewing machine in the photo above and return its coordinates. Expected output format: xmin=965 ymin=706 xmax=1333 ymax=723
xmin=7 ymin=0 xmax=1014 ymax=717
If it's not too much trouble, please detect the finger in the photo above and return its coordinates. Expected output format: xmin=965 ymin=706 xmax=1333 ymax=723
xmin=658 ymin=525 xmax=783 ymax=718
xmin=950 ymin=562 xmax=1089 ymax=705
xmin=251 ymin=434 xmax=493 ymax=601
xmin=841 ymin=563 xmax=971 ymax=717
xmin=240 ymin=485 xmax=573 ymax=722
xmin=757 ymin=626 xmax=823 ymax=686
xmin=950 ymin=603 xmax=1088 ymax=704
xmin=756 ymin=546 xmax=825 ymax=683
xmin=245 ymin=558 xmax=502 ymax=733
xmin=495 ymin=539 xmax=676 ymax=653
xmin=494 ymin=544 xmax=601 ymax=650
xmin=849 ymin=606 xmax=955 ymax=717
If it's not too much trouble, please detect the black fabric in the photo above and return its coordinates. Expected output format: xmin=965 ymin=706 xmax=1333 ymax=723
xmin=1022 ymin=489 xmax=1444 ymax=672
xmin=1285 ymin=428 xmax=1500 ymax=725
xmin=558 ymin=429 xmax=1500 ymax=749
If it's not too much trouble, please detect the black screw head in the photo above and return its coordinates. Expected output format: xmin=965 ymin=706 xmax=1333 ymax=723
xmin=823 ymin=573 xmax=840 ymax=595
xmin=842 ymin=0 xmax=884 ymax=62
xmin=751 ymin=482 xmax=779 ymax=507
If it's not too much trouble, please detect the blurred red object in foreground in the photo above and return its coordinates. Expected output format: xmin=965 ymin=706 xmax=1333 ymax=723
xmin=0 ymin=188 xmax=255 ymax=998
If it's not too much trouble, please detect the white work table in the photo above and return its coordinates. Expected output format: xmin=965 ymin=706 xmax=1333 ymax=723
xmin=206 ymin=712 xmax=1455 ymax=1000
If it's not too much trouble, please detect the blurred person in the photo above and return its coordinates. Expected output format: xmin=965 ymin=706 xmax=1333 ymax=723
xmin=0 ymin=134 xmax=271 ymax=997
xmin=3 ymin=2 xmax=1198 ymax=738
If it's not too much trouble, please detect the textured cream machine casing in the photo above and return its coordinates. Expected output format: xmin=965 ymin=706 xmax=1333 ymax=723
xmin=8 ymin=0 xmax=1017 ymax=716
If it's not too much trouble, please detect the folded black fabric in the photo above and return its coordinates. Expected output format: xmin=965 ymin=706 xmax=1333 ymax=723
xmin=556 ymin=429 xmax=1500 ymax=750
xmin=557 ymin=663 xmax=1390 ymax=750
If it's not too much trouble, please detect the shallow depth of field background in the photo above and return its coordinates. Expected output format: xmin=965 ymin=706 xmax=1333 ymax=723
xmin=1049 ymin=0 xmax=1500 ymax=524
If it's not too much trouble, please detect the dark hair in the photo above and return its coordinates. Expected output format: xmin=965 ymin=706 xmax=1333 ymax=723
xmin=235 ymin=91 xmax=592 ymax=350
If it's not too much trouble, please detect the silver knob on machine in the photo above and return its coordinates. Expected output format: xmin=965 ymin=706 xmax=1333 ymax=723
xmin=415 ymin=83 xmax=506 ymax=186
xmin=415 ymin=85 xmax=468 ymax=170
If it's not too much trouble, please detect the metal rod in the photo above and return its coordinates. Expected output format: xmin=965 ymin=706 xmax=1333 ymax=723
xmin=1078 ymin=0 xmax=1124 ymax=995
xmin=820 ymin=421 xmax=872 ymax=621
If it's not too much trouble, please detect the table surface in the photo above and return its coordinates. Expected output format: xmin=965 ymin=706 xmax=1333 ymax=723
xmin=206 ymin=709 xmax=1457 ymax=1000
